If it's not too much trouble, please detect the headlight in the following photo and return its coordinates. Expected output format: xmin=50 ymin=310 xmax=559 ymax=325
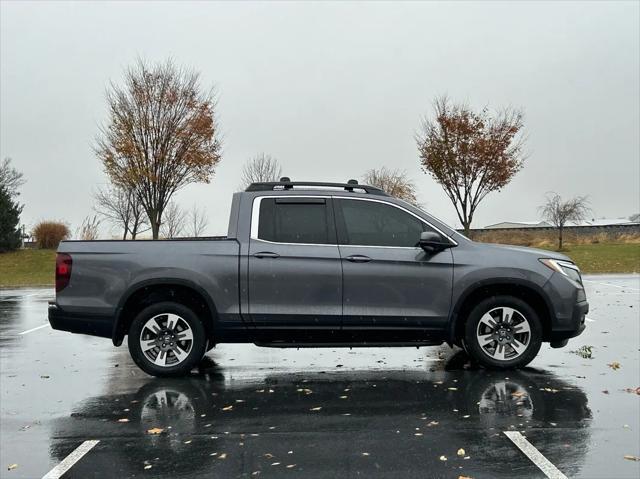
xmin=539 ymin=258 xmax=582 ymax=284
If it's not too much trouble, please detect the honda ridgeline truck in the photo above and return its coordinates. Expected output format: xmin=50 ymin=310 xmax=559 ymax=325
xmin=49 ymin=179 xmax=588 ymax=377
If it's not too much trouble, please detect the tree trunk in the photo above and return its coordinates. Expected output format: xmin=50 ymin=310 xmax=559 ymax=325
xmin=558 ymin=226 xmax=563 ymax=251
xmin=148 ymin=210 xmax=160 ymax=239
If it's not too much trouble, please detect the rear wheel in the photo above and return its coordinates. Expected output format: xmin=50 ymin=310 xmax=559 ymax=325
xmin=128 ymin=302 xmax=207 ymax=377
xmin=463 ymin=295 xmax=542 ymax=369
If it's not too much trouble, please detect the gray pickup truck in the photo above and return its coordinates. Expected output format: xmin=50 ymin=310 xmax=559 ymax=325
xmin=49 ymin=179 xmax=588 ymax=377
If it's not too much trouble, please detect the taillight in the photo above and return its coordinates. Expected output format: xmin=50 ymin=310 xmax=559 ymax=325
xmin=55 ymin=253 xmax=72 ymax=292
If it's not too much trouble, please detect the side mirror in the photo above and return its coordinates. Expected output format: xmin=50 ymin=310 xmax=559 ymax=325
xmin=419 ymin=231 xmax=453 ymax=254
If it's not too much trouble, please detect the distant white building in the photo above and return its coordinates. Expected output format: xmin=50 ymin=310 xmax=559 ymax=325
xmin=484 ymin=218 xmax=638 ymax=229
xmin=484 ymin=221 xmax=551 ymax=229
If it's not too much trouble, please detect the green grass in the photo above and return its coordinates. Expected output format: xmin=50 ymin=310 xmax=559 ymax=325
xmin=0 ymin=249 xmax=56 ymax=287
xmin=539 ymin=243 xmax=640 ymax=274
xmin=0 ymin=243 xmax=638 ymax=288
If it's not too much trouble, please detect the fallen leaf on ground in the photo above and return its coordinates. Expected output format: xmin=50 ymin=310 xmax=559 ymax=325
xmin=602 ymin=390 xmax=610 ymax=395
xmin=222 ymin=405 xmax=233 ymax=411
xmin=623 ymin=387 xmax=640 ymax=395
xmin=286 ymin=464 xmax=296 ymax=468
xmin=117 ymin=418 xmax=129 ymax=423
xmin=362 ymin=452 xmax=370 ymax=456
xmin=7 ymin=464 xmax=18 ymax=471
xmin=144 ymin=465 xmax=152 ymax=470
xmin=608 ymin=362 xmax=621 ymax=370
xmin=218 ymin=453 xmax=227 ymax=459
xmin=439 ymin=455 xmax=447 ymax=461
xmin=271 ymin=462 xmax=280 ymax=466
xmin=623 ymin=455 xmax=639 ymax=461
xmin=147 ymin=428 xmax=164 ymax=435
xmin=458 ymin=476 xmax=473 ymax=479
xmin=263 ymin=453 xmax=274 ymax=459
xmin=457 ymin=448 xmax=466 ymax=456
xmin=310 ymin=407 xmax=322 ymax=411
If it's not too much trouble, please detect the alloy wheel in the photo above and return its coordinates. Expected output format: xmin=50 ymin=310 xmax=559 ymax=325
xmin=476 ymin=307 xmax=531 ymax=361
xmin=139 ymin=313 xmax=194 ymax=367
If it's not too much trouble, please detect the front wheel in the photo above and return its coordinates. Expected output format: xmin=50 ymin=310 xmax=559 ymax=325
xmin=463 ymin=295 xmax=542 ymax=369
xmin=128 ymin=302 xmax=208 ymax=377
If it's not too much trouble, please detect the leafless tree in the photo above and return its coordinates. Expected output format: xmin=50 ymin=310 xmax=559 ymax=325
xmin=188 ymin=204 xmax=209 ymax=237
xmin=362 ymin=167 xmax=419 ymax=206
xmin=77 ymin=215 xmax=101 ymax=241
xmin=539 ymin=193 xmax=591 ymax=250
xmin=96 ymin=58 xmax=222 ymax=239
xmin=94 ymin=185 xmax=148 ymax=239
xmin=417 ymin=96 xmax=526 ymax=235
xmin=161 ymin=201 xmax=186 ymax=238
xmin=0 ymin=157 xmax=25 ymax=197
xmin=239 ymin=154 xmax=282 ymax=189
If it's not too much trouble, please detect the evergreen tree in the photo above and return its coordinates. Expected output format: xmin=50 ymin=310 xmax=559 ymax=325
xmin=0 ymin=184 xmax=22 ymax=252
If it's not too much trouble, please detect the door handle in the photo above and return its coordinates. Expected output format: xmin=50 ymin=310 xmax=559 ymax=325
xmin=253 ymin=251 xmax=280 ymax=259
xmin=346 ymin=254 xmax=372 ymax=263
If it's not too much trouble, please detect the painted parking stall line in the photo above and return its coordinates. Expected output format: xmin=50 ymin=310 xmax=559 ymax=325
xmin=583 ymin=279 xmax=640 ymax=292
xmin=504 ymin=431 xmax=567 ymax=479
xmin=41 ymin=440 xmax=100 ymax=479
xmin=19 ymin=324 xmax=50 ymax=335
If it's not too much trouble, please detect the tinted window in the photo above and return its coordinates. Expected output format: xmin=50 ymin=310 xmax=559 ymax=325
xmin=258 ymin=199 xmax=331 ymax=244
xmin=338 ymin=199 xmax=432 ymax=247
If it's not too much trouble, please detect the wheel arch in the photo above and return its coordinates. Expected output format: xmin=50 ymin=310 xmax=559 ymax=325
xmin=112 ymin=278 xmax=218 ymax=346
xmin=449 ymin=279 xmax=554 ymax=344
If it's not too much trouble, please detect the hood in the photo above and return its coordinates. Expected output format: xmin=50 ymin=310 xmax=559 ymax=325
xmin=480 ymin=243 xmax=572 ymax=262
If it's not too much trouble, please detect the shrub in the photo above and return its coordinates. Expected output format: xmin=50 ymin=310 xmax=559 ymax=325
xmin=33 ymin=221 xmax=70 ymax=249
xmin=0 ymin=184 xmax=22 ymax=253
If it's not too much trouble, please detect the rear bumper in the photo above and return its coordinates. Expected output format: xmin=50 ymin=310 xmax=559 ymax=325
xmin=48 ymin=302 xmax=113 ymax=339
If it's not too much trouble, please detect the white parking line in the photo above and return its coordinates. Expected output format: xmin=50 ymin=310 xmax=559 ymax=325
xmin=582 ymin=279 xmax=640 ymax=292
xmin=504 ymin=431 xmax=567 ymax=479
xmin=19 ymin=324 xmax=50 ymax=335
xmin=42 ymin=440 xmax=100 ymax=479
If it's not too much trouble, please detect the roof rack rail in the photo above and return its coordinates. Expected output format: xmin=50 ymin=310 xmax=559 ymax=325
xmin=245 ymin=178 xmax=389 ymax=196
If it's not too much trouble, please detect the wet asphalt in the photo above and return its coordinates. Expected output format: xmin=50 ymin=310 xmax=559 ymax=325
xmin=0 ymin=275 xmax=639 ymax=479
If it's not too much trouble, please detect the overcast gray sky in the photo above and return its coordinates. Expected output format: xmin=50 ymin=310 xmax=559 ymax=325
xmin=1 ymin=0 xmax=638 ymax=236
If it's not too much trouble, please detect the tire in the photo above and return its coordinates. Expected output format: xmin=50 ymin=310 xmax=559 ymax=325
xmin=128 ymin=301 xmax=208 ymax=377
xmin=463 ymin=295 xmax=542 ymax=370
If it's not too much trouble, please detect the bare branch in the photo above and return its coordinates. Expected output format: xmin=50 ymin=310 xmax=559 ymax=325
xmin=187 ymin=204 xmax=209 ymax=237
xmin=362 ymin=167 xmax=419 ymax=206
xmin=239 ymin=153 xmax=282 ymax=190
xmin=160 ymin=201 xmax=186 ymax=238
xmin=539 ymin=192 xmax=591 ymax=250
xmin=0 ymin=157 xmax=25 ymax=197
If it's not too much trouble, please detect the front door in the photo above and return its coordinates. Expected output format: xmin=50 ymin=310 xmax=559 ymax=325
xmin=334 ymin=198 xmax=453 ymax=335
xmin=248 ymin=196 xmax=342 ymax=335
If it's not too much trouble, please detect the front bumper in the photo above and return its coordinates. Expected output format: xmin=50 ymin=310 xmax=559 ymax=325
xmin=543 ymin=272 xmax=589 ymax=343
xmin=48 ymin=302 xmax=113 ymax=339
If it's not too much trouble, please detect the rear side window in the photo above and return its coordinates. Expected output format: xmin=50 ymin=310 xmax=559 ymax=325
xmin=257 ymin=198 xmax=333 ymax=244
xmin=337 ymin=199 xmax=433 ymax=247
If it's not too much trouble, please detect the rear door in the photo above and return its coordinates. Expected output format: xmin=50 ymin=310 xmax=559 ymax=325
xmin=334 ymin=197 xmax=453 ymax=333
xmin=248 ymin=196 xmax=342 ymax=332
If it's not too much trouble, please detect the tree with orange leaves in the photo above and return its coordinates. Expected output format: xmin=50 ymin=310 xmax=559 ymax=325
xmin=417 ymin=96 xmax=526 ymax=236
xmin=96 ymin=59 xmax=222 ymax=239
